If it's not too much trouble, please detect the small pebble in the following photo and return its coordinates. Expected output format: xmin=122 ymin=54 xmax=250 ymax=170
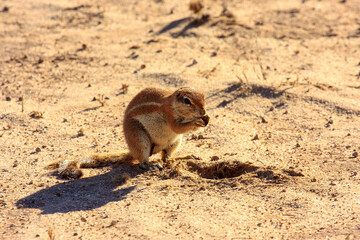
xmin=252 ymin=134 xmax=259 ymax=141
xmin=77 ymin=128 xmax=85 ymax=137
xmin=109 ymin=220 xmax=118 ymax=227
xmin=260 ymin=116 xmax=268 ymax=123
xmin=35 ymin=147 xmax=41 ymax=153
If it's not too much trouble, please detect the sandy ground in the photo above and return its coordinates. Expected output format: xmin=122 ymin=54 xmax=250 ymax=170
xmin=1 ymin=0 xmax=360 ymax=239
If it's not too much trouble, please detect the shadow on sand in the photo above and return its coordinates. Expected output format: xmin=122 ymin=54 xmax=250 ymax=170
xmin=157 ymin=15 xmax=210 ymax=38
xmin=16 ymin=165 xmax=141 ymax=214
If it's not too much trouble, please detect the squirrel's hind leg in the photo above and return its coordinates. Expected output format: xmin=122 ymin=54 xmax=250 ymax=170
xmin=124 ymin=118 xmax=162 ymax=171
xmin=161 ymin=137 xmax=182 ymax=163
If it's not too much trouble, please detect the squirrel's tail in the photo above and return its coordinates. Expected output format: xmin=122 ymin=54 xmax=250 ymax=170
xmin=47 ymin=151 xmax=133 ymax=179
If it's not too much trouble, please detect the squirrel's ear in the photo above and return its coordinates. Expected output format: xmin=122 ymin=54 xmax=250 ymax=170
xmin=176 ymin=89 xmax=184 ymax=100
xmin=175 ymin=87 xmax=191 ymax=100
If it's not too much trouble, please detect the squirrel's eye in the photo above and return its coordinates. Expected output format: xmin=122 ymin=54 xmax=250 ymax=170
xmin=183 ymin=97 xmax=191 ymax=105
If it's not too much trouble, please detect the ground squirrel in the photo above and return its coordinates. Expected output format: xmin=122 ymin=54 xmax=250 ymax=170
xmin=49 ymin=87 xmax=209 ymax=179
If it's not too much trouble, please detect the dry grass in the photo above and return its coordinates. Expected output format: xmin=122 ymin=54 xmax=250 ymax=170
xmin=47 ymin=226 xmax=55 ymax=240
xmin=120 ymin=83 xmax=129 ymax=94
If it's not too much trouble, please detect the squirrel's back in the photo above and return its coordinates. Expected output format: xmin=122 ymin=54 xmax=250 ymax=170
xmin=125 ymin=88 xmax=171 ymax=115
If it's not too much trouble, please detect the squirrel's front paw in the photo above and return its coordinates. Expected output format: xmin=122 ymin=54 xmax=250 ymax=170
xmin=194 ymin=115 xmax=210 ymax=127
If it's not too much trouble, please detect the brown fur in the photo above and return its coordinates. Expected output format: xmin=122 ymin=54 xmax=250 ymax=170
xmin=49 ymin=87 xmax=209 ymax=178
xmin=58 ymin=160 xmax=83 ymax=179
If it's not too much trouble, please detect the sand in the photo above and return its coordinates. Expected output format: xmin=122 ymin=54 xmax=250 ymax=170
xmin=1 ymin=0 xmax=360 ymax=239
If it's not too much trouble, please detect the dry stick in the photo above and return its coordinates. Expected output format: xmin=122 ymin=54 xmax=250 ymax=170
xmin=243 ymin=70 xmax=249 ymax=83
xmin=174 ymin=155 xmax=200 ymax=160
xmin=48 ymin=226 xmax=55 ymax=240
xmin=21 ymin=96 xmax=24 ymax=113
xmin=97 ymin=94 xmax=105 ymax=106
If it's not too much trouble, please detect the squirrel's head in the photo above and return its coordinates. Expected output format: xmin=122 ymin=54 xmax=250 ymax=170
xmin=171 ymin=87 xmax=209 ymax=127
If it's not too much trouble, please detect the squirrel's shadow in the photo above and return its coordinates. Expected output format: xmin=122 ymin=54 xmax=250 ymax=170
xmin=16 ymin=164 xmax=141 ymax=215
